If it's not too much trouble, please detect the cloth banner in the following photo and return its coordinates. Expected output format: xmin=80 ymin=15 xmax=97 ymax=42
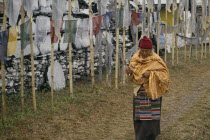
xmin=179 ymin=0 xmax=185 ymax=19
xmin=100 ymin=0 xmax=108 ymax=15
xmin=35 ymin=16 xmax=48 ymax=46
xmin=123 ymin=0 xmax=131 ymax=27
xmin=20 ymin=19 xmax=31 ymax=50
xmin=50 ymin=20 xmax=64 ymax=43
xmin=158 ymin=0 xmax=161 ymax=11
xmin=131 ymin=12 xmax=139 ymax=26
xmin=202 ymin=0 xmax=208 ymax=29
xmin=63 ymin=20 xmax=77 ymax=43
xmin=72 ymin=0 xmax=79 ymax=12
xmin=0 ymin=2 xmax=3 ymax=13
xmin=6 ymin=0 xmax=22 ymax=26
xmin=102 ymin=12 xmax=113 ymax=30
xmin=116 ymin=7 xmax=124 ymax=28
xmin=92 ymin=15 xmax=102 ymax=36
xmin=75 ymin=18 xmax=90 ymax=48
xmin=52 ymin=0 xmax=66 ymax=36
xmin=139 ymin=13 xmax=144 ymax=24
xmin=0 ymin=30 xmax=9 ymax=61
xmin=174 ymin=0 xmax=177 ymax=10
xmin=23 ymin=0 xmax=34 ymax=16
xmin=167 ymin=0 xmax=173 ymax=12
xmin=7 ymin=27 xmax=18 ymax=56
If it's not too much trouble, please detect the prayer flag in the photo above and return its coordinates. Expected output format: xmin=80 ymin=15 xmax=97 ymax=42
xmin=158 ymin=0 xmax=161 ymax=11
xmin=116 ymin=7 xmax=124 ymax=28
xmin=131 ymin=12 xmax=139 ymax=26
xmin=6 ymin=0 xmax=22 ymax=26
xmin=63 ymin=20 xmax=77 ymax=43
xmin=20 ymin=19 xmax=31 ymax=50
xmin=100 ymin=0 xmax=108 ymax=15
xmin=179 ymin=0 xmax=185 ymax=19
xmin=92 ymin=15 xmax=102 ymax=35
xmin=52 ymin=0 xmax=66 ymax=36
xmin=50 ymin=20 xmax=63 ymax=43
xmin=22 ymin=0 xmax=34 ymax=16
xmin=139 ymin=13 xmax=144 ymax=24
xmin=7 ymin=27 xmax=18 ymax=56
xmin=123 ymin=0 xmax=131 ymax=27
xmin=0 ymin=2 xmax=3 ymax=13
xmin=102 ymin=12 xmax=113 ymax=30
xmin=167 ymin=0 xmax=173 ymax=12
xmin=35 ymin=16 xmax=48 ymax=46
xmin=0 ymin=30 xmax=9 ymax=61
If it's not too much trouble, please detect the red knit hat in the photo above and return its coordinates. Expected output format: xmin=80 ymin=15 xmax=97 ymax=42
xmin=139 ymin=36 xmax=153 ymax=49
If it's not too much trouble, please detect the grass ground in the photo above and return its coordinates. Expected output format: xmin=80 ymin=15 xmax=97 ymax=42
xmin=0 ymin=47 xmax=210 ymax=140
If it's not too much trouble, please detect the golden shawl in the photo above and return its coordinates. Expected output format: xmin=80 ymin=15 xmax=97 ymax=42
xmin=129 ymin=51 xmax=169 ymax=100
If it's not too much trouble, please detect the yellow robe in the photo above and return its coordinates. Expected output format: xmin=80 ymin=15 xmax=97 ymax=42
xmin=129 ymin=51 xmax=169 ymax=100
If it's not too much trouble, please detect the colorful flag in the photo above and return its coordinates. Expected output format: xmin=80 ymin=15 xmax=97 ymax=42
xmin=102 ymin=12 xmax=113 ymax=30
xmin=52 ymin=0 xmax=66 ymax=36
xmin=139 ymin=13 xmax=144 ymax=24
xmin=75 ymin=18 xmax=90 ymax=48
xmin=0 ymin=2 xmax=3 ymax=13
xmin=100 ymin=0 xmax=108 ymax=15
xmin=179 ymin=0 xmax=185 ymax=19
xmin=123 ymin=0 xmax=131 ymax=27
xmin=116 ymin=7 xmax=124 ymax=28
xmin=50 ymin=20 xmax=63 ymax=43
xmin=167 ymin=0 xmax=173 ymax=12
xmin=158 ymin=0 xmax=161 ymax=11
xmin=20 ymin=19 xmax=31 ymax=50
xmin=7 ymin=27 xmax=18 ymax=56
xmin=35 ymin=16 xmax=48 ymax=46
xmin=131 ymin=12 xmax=139 ymax=26
xmin=22 ymin=0 xmax=34 ymax=16
xmin=0 ymin=30 xmax=9 ymax=61
xmin=63 ymin=20 xmax=77 ymax=43
xmin=174 ymin=0 xmax=177 ymax=10
xmin=92 ymin=15 xmax=102 ymax=35
xmin=6 ymin=0 xmax=22 ymax=26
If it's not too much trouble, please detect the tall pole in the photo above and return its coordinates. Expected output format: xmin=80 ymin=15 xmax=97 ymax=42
xmin=115 ymin=0 xmax=121 ymax=89
xmin=135 ymin=0 xmax=138 ymax=51
xmin=172 ymin=2 xmax=175 ymax=66
xmin=68 ymin=0 xmax=73 ymax=95
xmin=122 ymin=26 xmax=126 ymax=84
xmin=30 ymin=16 xmax=37 ymax=112
xmin=176 ymin=2 xmax=180 ymax=64
xmin=20 ymin=5 xmax=25 ymax=112
xmin=164 ymin=0 xmax=168 ymax=62
xmin=1 ymin=0 xmax=7 ymax=121
xmin=184 ymin=3 xmax=187 ymax=62
xmin=89 ymin=0 xmax=95 ymax=89
xmin=51 ymin=0 xmax=55 ymax=106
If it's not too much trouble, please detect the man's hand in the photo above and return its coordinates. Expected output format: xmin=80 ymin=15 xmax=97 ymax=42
xmin=126 ymin=67 xmax=133 ymax=76
xmin=143 ymin=71 xmax=151 ymax=78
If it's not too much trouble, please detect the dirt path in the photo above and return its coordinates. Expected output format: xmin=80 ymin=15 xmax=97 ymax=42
xmin=0 ymin=59 xmax=210 ymax=140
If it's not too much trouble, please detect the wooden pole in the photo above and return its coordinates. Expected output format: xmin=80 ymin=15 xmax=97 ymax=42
xmin=147 ymin=2 xmax=150 ymax=37
xmin=51 ymin=0 xmax=54 ymax=106
xmin=176 ymin=4 xmax=180 ymax=64
xmin=20 ymin=5 xmax=25 ymax=112
xmin=122 ymin=26 xmax=126 ymax=84
xmin=135 ymin=0 xmax=138 ymax=51
xmin=1 ymin=0 xmax=7 ymax=121
xmin=172 ymin=2 xmax=175 ymax=66
xmin=164 ymin=0 xmax=168 ymax=62
xmin=68 ymin=0 xmax=73 ymax=95
xmin=105 ymin=31 xmax=109 ymax=84
xmin=157 ymin=21 xmax=160 ymax=56
xmin=115 ymin=0 xmax=120 ymax=89
xmin=89 ymin=0 xmax=95 ymax=89
xmin=184 ymin=5 xmax=187 ymax=62
xmin=30 ymin=17 xmax=37 ymax=112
